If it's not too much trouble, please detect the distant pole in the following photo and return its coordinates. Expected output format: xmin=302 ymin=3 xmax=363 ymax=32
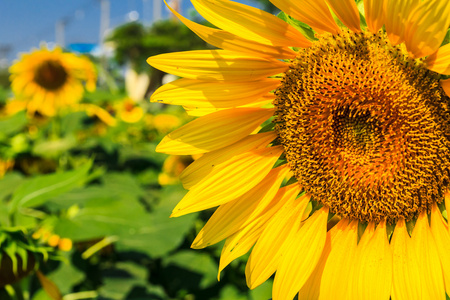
xmin=99 ymin=0 xmax=110 ymax=86
xmin=153 ymin=0 xmax=162 ymax=23
xmin=0 ymin=45 xmax=12 ymax=68
xmin=55 ymin=20 xmax=65 ymax=47
xmin=168 ymin=0 xmax=180 ymax=20
xmin=99 ymin=0 xmax=110 ymax=49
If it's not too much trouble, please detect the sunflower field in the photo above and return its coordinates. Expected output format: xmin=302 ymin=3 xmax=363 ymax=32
xmin=0 ymin=15 xmax=273 ymax=300
xmin=4 ymin=0 xmax=450 ymax=299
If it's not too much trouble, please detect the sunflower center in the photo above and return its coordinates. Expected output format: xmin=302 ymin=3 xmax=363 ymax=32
xmin=274 ymin=30 xmax=450 ymax=223
xmin=332 ymin=108 xmax=382 ymax=157
xmin=34 ymin=60 xmax=68 ymax=90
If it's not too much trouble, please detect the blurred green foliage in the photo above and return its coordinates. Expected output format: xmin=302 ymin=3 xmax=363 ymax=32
xmin=107 ymin=20 xmax=207 ymax=73
xmin=0 ymin=12 xmax=273 ymax=299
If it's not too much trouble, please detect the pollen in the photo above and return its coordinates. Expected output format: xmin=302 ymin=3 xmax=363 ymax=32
xmin=274 ymin=30 xmax=450 ymax=223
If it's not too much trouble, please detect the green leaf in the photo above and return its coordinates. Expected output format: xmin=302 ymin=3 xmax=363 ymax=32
xmin=0 ymin=172 xmax=24 ymax=201
xmin=32 ymin=135 xmax=78 ymax=158
xmin=8 ymin=162 xmax=92 ymax=213
xmin=53 ymin=186 xmax=147 ymax=241
xmin=114 ymin=185 xmax=198 ymax=257
xmin=54 ymin=203 xmax=140 ymax=242
xmin=441 ymin=27 xmax=450 ymax=46
xmin=46 ymin=186 xmax=117 ymax=209
xmin=47 ymin=254 xmax=85 ymax=294
xmin=59 ymin=111 xmax=89 ymax=135
xmin=162 ymin=250 xmax=218 ymax=289
xmin=249 ymin=279 xmax=273 ymax=300
xmin=99 ymin=262 xmax=149 ymax=300
xmin=102 ymin=173 xmax=146 ymax=198
xmin=0 ymin=111 xmax=28 ymax=138
xmin=218 ymin=285 xmax=247 ymax=300
xmin=277 ymin=11 xmax=317 ymax=42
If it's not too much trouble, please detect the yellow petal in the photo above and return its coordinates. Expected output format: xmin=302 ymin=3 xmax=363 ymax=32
xmin=269 ymin=0 xmax=339 ymax=34
xmin=273 ymin=207 xmax=329 ymax=300
xmin=319 ymin=220 xmax=359 ymax=300
xmin=183 ymin=106 xmax=224 ymax=117
xmin=325 ymin=0 xmax=361 ymax=33
xmin=351 ymin=221 xmax=392 ymax=300
xmin=391 ymin=219 xmax=422 ymax=300
xmin=246 ymin=192 xmax=309 ymax=289
xmin=191 ymin=164 xmax=290 ymax=248
xmin=157 ymin=107 xmax=273 ymax=155
xmin=298 ymin=218 xmax=344 ymax=300
xmin=442 ymin=79 xmax=450 ymax=98
xmin=404 ymin=0 xmax=450 ymax=58
xmin=219 ymin=230 xmax=262 ymax=277
xmin=218 ymin=218 xmax=265 ymax=279
xmin=192 ymin=0 xmax=311 ymax=48
xmin=151 ymin=78 xmax=281 ymax=108
xmin=412 ymin=211 xmax=446 ymax=300
xmin=76 ymin=103 xmax=117 ymax=127
xmin=171 ymin=146 xmax=283 ymax=217
xmin=182 ymin=96 xmax=272 ymax=117
xmin=446 ymin=192 xmax=450 ymax=227
xmin=147 ymin=50 xmax=288 ymax=81
xmin=425 ymin=43 xmax=450 ymax=75
xmin=364 ymin=0 xmax=386 ymax=33
xmin=385 ymin=0 xmax=419 ymax=45
xmin=430 ymin=204 xmax=450 ymax=297
xmin=181 ymin=132 xmax=276 ymax=189
xmin=166 ymin=1 xmax=296 ymax=58
xmin=217 ymin=183 xmax=302 ymax=280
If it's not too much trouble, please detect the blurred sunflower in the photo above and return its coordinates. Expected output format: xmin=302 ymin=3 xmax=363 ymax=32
xmin=148 ymin=0 xmax=450 ymax=299
xmin=115 ymin=98 xmax=144 ymax=123
xmin=9 ymin=46 xmax=97 ymax=116
xmin=146 ymin=113 xmax=182 ymax=133
xmin=158 ymin=154 xmax=197 ymax=185
xmin=0 ymin=159 xmax=14 ymax=178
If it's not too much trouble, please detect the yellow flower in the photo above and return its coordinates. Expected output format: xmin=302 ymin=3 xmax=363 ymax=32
xmin=0 ymin=160 xmax=14 ymax=178
xmin=58 ymin=238 xmax=73 ymax=252
xmin=32 ymin=228 xmax=72 ymax=252
xmin=158 ymin=155 xmax=195 ymax=185
xmin=149 ymin=113 xmax=182 ymax=133
xmin=9 ymin=46 xmax=97 ymax=117
xmin=76 ymin=103 xmax=117 ymax=127
xmin=2 ymin=99 xmax=28 ymax=116
xmin=148 ymin=0 xmax=450 ymax=299
xmin=116 ymin=98 xmax=144 ymax=123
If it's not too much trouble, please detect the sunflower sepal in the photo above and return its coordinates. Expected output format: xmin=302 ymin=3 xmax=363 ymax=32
xmin=0 ymin=227 xmax=52 ymax=288
xmin=277 ymin=11 xmax=317 ymax=42
xmin=441 ymin=27 xmax=450 ymax=47
xmin=355 ymin=0 xmax=368 ymax=30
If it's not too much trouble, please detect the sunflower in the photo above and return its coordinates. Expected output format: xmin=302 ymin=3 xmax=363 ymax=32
xmin=10 ymin=46 xmax=96 ymax=117
xmin=147 ymin=0 xmax=450 ymax=299
xmin=158 ymin=154 xmax=197 ymax=185
xmin=115 ymin=98 xmax=144 ymax=123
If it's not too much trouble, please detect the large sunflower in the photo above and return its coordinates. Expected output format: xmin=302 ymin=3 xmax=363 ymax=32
xmin=147 ymin=0 xmax=450 ymax=299
xmin=9 ymin=46 xmax=96 ymax=116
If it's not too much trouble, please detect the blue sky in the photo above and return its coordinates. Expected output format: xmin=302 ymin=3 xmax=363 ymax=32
xmin=0 ymin=0 xmax=257 ymax=65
